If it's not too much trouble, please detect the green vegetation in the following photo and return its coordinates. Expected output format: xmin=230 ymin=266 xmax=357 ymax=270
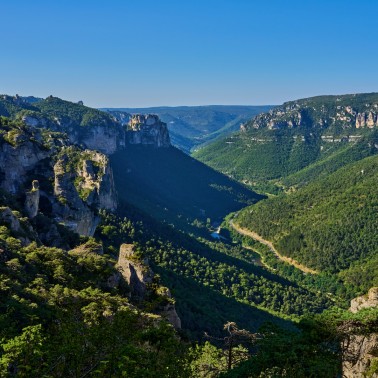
xmin=0 ymin=95 xmax=119 ymax=132
xmin=235 ymin=154 xmax=378 ymax=295
xmin=0 ymin=221 xmax=189 ymax=377
xmin=221 ymin=307 xmax=378 ymax=378
xmin=194 ymin=93 xmax=378 ymax=194
xmin=1 ymin=92 xmax=378 ymax=376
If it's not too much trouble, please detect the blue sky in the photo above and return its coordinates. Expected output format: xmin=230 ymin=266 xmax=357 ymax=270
xmin=1 ymin=0 xmax=377 ymax=107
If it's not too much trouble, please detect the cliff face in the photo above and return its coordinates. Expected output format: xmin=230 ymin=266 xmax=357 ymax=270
xmin=343 ymin=288 xmax=378 ymax=378
xmin=12 ymin=97 xmax=171 ymax=153
xmin=248 ymin=94 xmax=378 ymax=132
xmin=0 ymin=119 xmax=117 ymax=237
xmin=22 ymin=111 xmax=171 ymax=153
xmin=127 ymin=114 xmax=171 ymax=147
xmin=0 ymin=97 xmax=173 ymax=237
xmin=117 ymin=243 xmax=154 ymax=300
xmin=350 ymin=287 xmax=378 ymax=313
xmin=24 ymin=180 xmax=40 ymax=218
xmin=0 ymin=128 xmax=51 ymax=194
xmin=117 ymin=244 xmax=181 ymax=328
xmin=53 ymin=149 xmax=117 ymax=236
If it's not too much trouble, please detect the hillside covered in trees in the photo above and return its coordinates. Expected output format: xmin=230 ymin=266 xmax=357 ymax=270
xmin=0 ymin=94 xmax=377 ymax=377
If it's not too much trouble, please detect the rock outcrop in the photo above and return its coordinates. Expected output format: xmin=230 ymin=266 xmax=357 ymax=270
xmin=53 ymin=149 xmax=117 ymax=236
xmin=155 ymin=286 xmax=182 ymax=329
xmin=117 ymin=244 xmax=154 ymax=300
xmin=350 ymin=287 xmax=378 ymax=313
xmin=343 ymin=288 xmax=378 ymax=378
xmin=0 ymin=207 xmax=36 ymax=245
xmin=0 ymin=129 xmax=50 ymax=194
xmin=117 ymin=243 xmax=181 ymax=328
xmin=0 ymin=207 xmax=22 ymax=233
xmin=126 ymin=114 xmax=171 ymax=147
xmin=24 ymin=180 xmax=40 ymax=218
xmin=343 ymin=334 xmax=378 ymax=378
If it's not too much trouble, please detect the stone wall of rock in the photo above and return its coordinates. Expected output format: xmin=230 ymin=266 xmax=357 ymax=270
xmin=24 ymin=180 xmax=40 ymax=218
xmin=117 ymin=244 xmax=154 ymax=300
xmin=343 ymin=288 xmax=378 ymax=378
xmin=343 ymin=334 xmax=378 ymax=378
xmin=127 ymin=114 xmax=171 ymax=147
xmin=0 ymin=132 xmax=50 ymax=194
xmin=350 ymin=287 xmax=378 ymax=313
xmin=22 ymin=109 xmax=171 ymax=153
xmin=53 ymin=149 xmax=117 ymax=236
xmin=117 ymin=243 xmax=181 ymax=328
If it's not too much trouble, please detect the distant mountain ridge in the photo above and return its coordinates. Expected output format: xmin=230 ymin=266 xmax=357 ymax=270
xmin=103 ymin=105 xmax=273 ymax=153
xmin=194 ymin=92 xmax=378 ymax=191
xmin=247 ymin=92 xmax=378 ymax=132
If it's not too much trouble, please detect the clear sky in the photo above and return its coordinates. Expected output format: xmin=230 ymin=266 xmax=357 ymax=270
xmin=1 ymin=0 xmax=377 ymax=107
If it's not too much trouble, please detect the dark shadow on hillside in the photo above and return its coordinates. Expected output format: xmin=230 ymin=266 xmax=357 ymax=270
xmin=154 ymin=266 xmax=295 ymax=340
xmin=117 ymin=201 xmax=299 ymax=288
xmin=110 ymin=145 xmax=264 ymax=229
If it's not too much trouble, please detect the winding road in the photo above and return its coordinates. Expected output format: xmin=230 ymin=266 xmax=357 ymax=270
xmin=230 ymin=221 xmax=318 ymax=275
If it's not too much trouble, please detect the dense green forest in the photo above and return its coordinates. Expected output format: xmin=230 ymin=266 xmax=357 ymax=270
xmin=1 ymin=91 xmax=378 ymax=377
xmin=2 ymin=190 xmax=376 ymax=377
xmin=194 ymin=93 xmax=378 ymax=193
xmin=235 ymin=154 xmax=378 ymax=294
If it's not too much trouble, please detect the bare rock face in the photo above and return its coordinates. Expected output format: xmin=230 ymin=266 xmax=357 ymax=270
xmin=356 ymin=112 xmax=378 ymax=128
xmin=116 ymin=244 xmax=181 ymax=328
xmin=76 ymin=152 xmax=118 ymax=211
xmin=0 ymin=207 xmax=21 ymax=232
xmin=117 ymin=244 xmax=154 ymax=300
xmin=0 ymin=207 xmax=35 ymax=245
xmin=343 ymin=334 xmax=378 ymax=378
xmin=53 ymin=154 xmax=99 ymax=236
xmin=350 ymin=287 xmax=378 ymax=313
xmin=343 ymin=288 xmax=378 ymax=378
xmin=127 ymin=114 xmax=171 ymax=147
xmin=79 ymin=126 xmax=125 ymax=155
xmin=53 ymin=149 xmax=117 ymax=236
xmin=24 ymin=180 xmax=40 ymax=218
xmin=0 ymin=133 xmax=50 ymax=194
xmin=155 ymin=287 xmax=182 ymax=329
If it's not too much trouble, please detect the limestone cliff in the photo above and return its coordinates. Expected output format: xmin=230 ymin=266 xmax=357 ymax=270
xmin=53 ymin=148 xmax=117 ymax=236
xmin=126 ymin=114 xmax=171 ymax=147
xmin=0 ymin=119 xmax=118 ymax=237
xmin=248 ymin=94 xmax=378 ymax=133
xmin=117 ymin=243 xmax=181 ymax=328
xmin=13 ymin=97 xmax=171 ymax=153
xmin=350 ymin=287 xmax=378 ymax=313
xmin=0 ymin=126 xmax=51 ymax=194
xmin=117 ymin=244 xmax=154 ymax=300
xmin=343 ymin=288 xmax=378 ymax=378
xmin=0 ymin=207 xmax=37 ymax=245
xmin=24 ymin=180 xmax=40 ymax=218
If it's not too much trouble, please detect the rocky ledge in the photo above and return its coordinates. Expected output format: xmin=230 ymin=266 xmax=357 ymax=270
xmin=117 ymin=244 xmax=181 ymax=329
xmin=126 ymin=114 xmax=171 ymax=148
xmin=350 ymin=287 xmax=378 ymax=313
xmin=343 ymin=288 xmax=378 ymax=378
